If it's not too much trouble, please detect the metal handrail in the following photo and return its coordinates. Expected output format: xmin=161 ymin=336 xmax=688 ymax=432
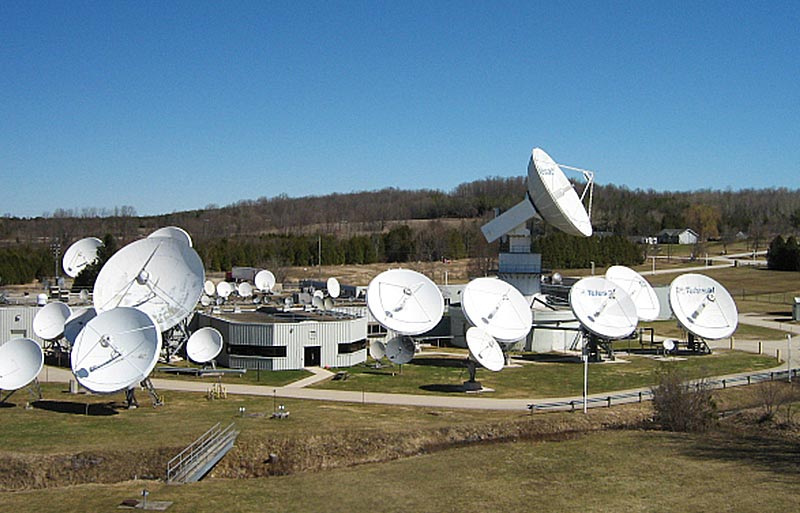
xmin=166 ymin=422 xmax=237 ymax=482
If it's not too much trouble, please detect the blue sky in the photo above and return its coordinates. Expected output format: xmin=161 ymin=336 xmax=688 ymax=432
xmin=2 ymin=1 xmax=798 ymax=218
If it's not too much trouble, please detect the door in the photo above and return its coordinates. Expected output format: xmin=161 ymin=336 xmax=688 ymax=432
xmin=304 ymin=346 xmax=321 ymax=367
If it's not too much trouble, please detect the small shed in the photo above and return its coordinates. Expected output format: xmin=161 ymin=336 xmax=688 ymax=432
xmin=656 ymin=228 xmax=699 ymax=245
xmin=793 ymin=297 xmax=800 ymax=322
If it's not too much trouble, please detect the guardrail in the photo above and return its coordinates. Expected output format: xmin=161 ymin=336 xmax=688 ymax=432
xmin=528 ymin=368 xmax=799 ymax=413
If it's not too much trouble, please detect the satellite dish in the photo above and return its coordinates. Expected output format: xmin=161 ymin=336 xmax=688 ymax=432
xmin=605 ymin=265 xmax=661 ymax=321
xmin=200 ymin=295 xmax=212 ymax=307
xmin=254 ymin=270 xmax=276 ymax=292
xmin=64 ymin=306 xmax=97 ymax=345
xmin=569 ymin=276 xmax=638 ymax=339
xmin=148 ymin=226 xmax=193 ymax=247
xmin=36 ymin=293 xmax=48 ymax=307
xmin=203 ymin=280 xmax=216 ymax=296
xmin=327 ymin=277 xmax=341 ymax=299
xmin=323 ymin=298 xmax=334 ymax=311
xmin=62 ymin=237 xmax=103 ymax=278
xmin=366 ymin=269 xmax=444 ymax=336
xmin=466 ymin=327 xmax=504 ymax=372
xmin=79 ymin=289 xmax=90 ymax=302
xmin=0 ymin=338 xmax=44 ymax=390
xmin=237 ymin=282 xmax=254 ymax=298
xmin=385 ymin=335 xmax=415 ymax=364
xmin=369 ymin=340 xmax=386 ymax=360
xmin=663 ymin=339 xmax=676 ymax=352
xmin=669 ymin=274 xmax=738 ymax=340
xmin=70 ymin=307 xmax=162 ymax=393
xmin=186 ymin=327 xmax=223 ymax=363
xmin=216 ymin=281 xmax=234 ymax=299
xmin=461 ymin=277 xmax=532 ymax=344
xmin=551 ymin=272 xmax=563 ymax=285
xmin=284 ymin=297 xmax=294 ymax=308
xmin=481 ymin=147 xmax=592 ymax=242
xmin=313 ymin=289 xmax=324 ymax=300
xmin=33 ymin=301 xmax=73 ymax=340
xmin=93 ymin=238 xmax=204 ymax=331
xmin=312 ymin=295 xmax=324 ymax=309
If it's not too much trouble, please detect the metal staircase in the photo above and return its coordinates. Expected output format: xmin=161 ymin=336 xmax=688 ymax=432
xmin=166 ymin=422 xmax=239 ymax=484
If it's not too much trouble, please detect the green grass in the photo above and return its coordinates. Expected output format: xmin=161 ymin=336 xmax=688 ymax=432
xmin=638 ymin=320 xmax=792 ymax=341
xmin=3 ymin=428 xmax=800 ymax=513
xmin=150 ymin=366 xmax=313 ymax=387
xmin=313 ymin=349 xmax=777 ymax=398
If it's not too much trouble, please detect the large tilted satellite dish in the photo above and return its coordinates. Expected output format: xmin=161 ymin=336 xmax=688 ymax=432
xmin=71 ymin=307 xmax=162 ymax=393
xmin=569 ymin=276 xmax=638 ymax=339
xmin=327 ymin=277 xmax=341 ymax=299
xmin=62 ymin=237 xmax=103 ymax=278
xmin=186 ymin=327 xmax=224 ymax=364
xmin=366 ymin=269 xmax=444 ymax=336
xmin=254 ymin=270 xmax=276 ymax=292
xmin=369 ymin=340 xmax=386 ymax=361
xmin=93 ymin=237 xmax=204 ymax=331
xmin=462 ymin=277 xmax=532 ymax=344
xmin=605 ymin=265 xmax=661 ymax=322
xmin=0 ymin=338 xmax=44 ymax=390
xmin=669 ymin=274 xmax=738 ymax=340
xmin=385 ymin=335 xmax=415 ymax=364
xmin=148 ymin=226 xmax=193 ymax=247
xmin=33 ymin=301 xmax=73 ymax=341
xmin=64 ymin=307 xmax=97 ymax=345
xmin=482 ymin=147 xmax=593 ymax=243
xmin=466 ymin=327 xmax=504 ymax=372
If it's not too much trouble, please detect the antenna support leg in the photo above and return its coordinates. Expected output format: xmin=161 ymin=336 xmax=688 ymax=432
xmin=141 ymin=378 xmax=163 ymax=407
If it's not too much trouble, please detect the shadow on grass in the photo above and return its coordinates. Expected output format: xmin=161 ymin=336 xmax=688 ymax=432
xmin=32 ymin=400 xmax=121 ymax=416
xmin=409 ymin=357 xmax=467 ymax=368
xmin=419 ymin=384 xmax=468 ymax=394
xmin=515 ymin=353 xmax=582 ymax=364
xmin=0 ymin=401 xmax=17 ymax=408
xmin=680 ymin=429 xmax=800 ymax=478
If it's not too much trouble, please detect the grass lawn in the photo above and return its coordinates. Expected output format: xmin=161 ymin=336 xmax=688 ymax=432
xmin=3 ymin=428 xmax=799 ymax=513
xmin=638 ymin=320 xmax=792 ymax=341
xmin=314 ymin=349 xmax=777 ymax=398
xmin=150 ymin=366 xmax=313 ymax=387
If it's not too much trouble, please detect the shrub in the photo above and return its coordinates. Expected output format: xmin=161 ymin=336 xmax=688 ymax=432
xmin=651 ymin=363 xmax=716 ymax=432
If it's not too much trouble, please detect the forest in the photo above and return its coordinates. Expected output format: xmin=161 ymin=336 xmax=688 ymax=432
xmin=1 ymin=176 xmax=799 ymax=284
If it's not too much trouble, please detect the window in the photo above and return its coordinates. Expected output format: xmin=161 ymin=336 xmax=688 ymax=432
xmin=338 ymin=339 xmax=367 ymax=354
xmin=229 ymin=345 xmax=287 ymax=358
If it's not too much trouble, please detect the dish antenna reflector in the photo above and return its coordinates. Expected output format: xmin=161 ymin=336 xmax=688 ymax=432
xmin=366 ymin=269 xmax=444 ymax=336
xmin=33 ymin=301 xmax=72 ymax=341
xmin=605 ymin=265 xmax=661 ymax=322
xmin=669 ymin=274 xmax=738 ymax=340
xmin=64 ymin=307 xmax=97 ymax=345
xmin=466 ymin=327 xmax=504 ymax=372
xmin=254 ymin=270 xmax=276 ymax=292
xmin=482 ymin=148 xmax=593 ymax=242
xmin=385 ymin=335 xmax=415 ymax=365
xmin=216 ymin=281 xmax=234 ymax=299
xmin=186 ymin=327 xmax=224 ymax=363
xmin=323 ymin=298 xmax=334 ymax=311
xmin=662 ymin=339 xmax=676 ymax=352
xmin=93 ymin=238 xmax=204 ymax=331
xmin=461 ymin=277 xmax=532 ymax=344
xmin=369 ymin=340 xmax=386 ymax=361
xmin=204 ymin=280 xmax=216 ymax=296
xmin=237 ymin=282 xmax=254 ymax=298
xmin=200 ymin=295 xmax=212 ymax=307
xmin=148 ymin=226 xmax=193 ymax=247
xmin=71 ymin=307 xmax=162 ymax=393
xmin=569 ymin=276 xmax=638 ymax=339
xmin=327 ymin=277 xmax=341 ymax=299
xmin=0 ymin=338 xmax=44 ymax=390
xmin=62 ymin=237 xmax=103 ymax=278
xmin=312 ymin=295 xmax=324 ymax=309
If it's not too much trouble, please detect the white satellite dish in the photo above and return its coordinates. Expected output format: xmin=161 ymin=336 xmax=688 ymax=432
xmin=186 ymin=327 xmax=223 ymax=363
xmin=323 ymin=298 xmax=334 ymax=311
xmin=62 ymin=237 xmax=103 ymax=278
xmin=254 ymin=270 xmax=276 ymax=292
xmin=369 ymin=340 xmax=386 ymax=361
xmin=385 ymin=335 xmax=415 ymax=364
xmin=93 ymin=238 xmax=204 ymax=331
xmin=366 ymin=269 xmax=444 ymax=336
xmin=237 ymin=282 xmax=254 ymax=298
xmin=313 ymin=289 xmax=324 ymax=300
xmin=79 ymin=289 xmax=90 ymax=302
xmin=216 ymin=281 xmax=234 ymax=299
xmin=36 ymin=293 xmax=48 ymax=307
xmin=569 ymin=276 xmax=638 ymax=339
xmin=663 ymin=339 xmax=676 ymax=352
xmin=148 ymin=226 xmax=193 ymax=247
xmin=669 ymin=274 xmax=738 ymax=340
xmin=200 ymin=295 xmax=212 ymax=307
xmin=64 ymin=306 xmax=97 ymax=345
xmin=327 ymin=277 xmax=341 ymax=299
xmin=481 ymin=147 xmax=592 ymax=242
xmin=204 ymin=280 xmax=216 ymax=296
xmin=605 ymin=265 xmax=661 ymax=322
xmin=465 ymin=327 xmax=504 ymax=372
xmin=461 ymin=277 xmax=532 ymax=344
xmin=312 ymin=295 xmax=324 ymax=309
xmin=33 ymin=301 xmax=73 ymax=341
xmin=71 ymin=307 xmax=162 ymax=394
xmin=0 ymin=338 xmax=44 ymax=390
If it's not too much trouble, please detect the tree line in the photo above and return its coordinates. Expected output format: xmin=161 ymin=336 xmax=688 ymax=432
xmin=767 ymin=235 xmax=800 ymax=272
